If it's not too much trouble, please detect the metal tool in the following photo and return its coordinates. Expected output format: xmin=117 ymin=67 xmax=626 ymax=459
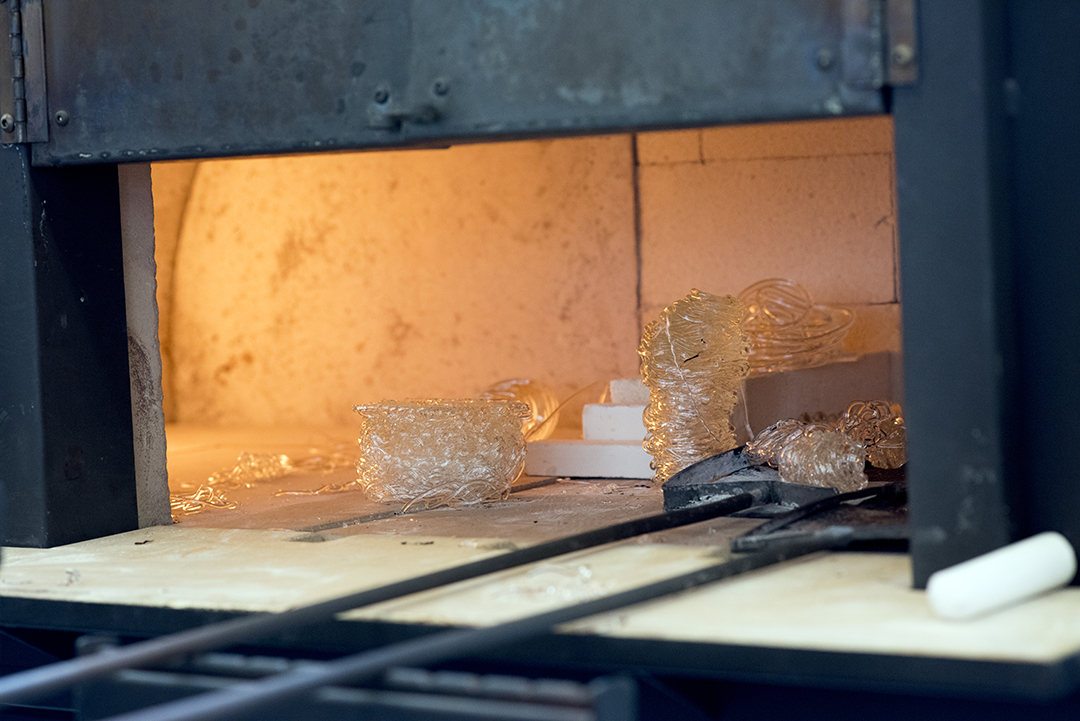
xmin=79 ymin=463 xmax=907 ymax=721
xmin=0 ymin=491 xmax=756 ymax=706
xmin=91 ymin=534 xmax=838 ymax=721
xmin=661 ymin=446 xmax=839 ymax=514
xmin=661 ymin=448 xmax=909 ymax=555
xmin=732 ymin=524 xmax=910 ymax=554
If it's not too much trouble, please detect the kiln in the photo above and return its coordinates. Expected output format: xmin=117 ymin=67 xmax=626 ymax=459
xmin=2 ymin=2 xmax=1079 ymax=719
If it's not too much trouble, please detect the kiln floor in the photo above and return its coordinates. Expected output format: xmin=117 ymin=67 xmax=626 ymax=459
xmin=3 ymin=425 xmax=1080 ymax=701
xmin=164 ymin=424 xmax=758 ymax=544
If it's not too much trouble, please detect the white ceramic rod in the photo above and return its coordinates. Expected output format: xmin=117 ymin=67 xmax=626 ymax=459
xmin=927 ymin=531 xmax=1077 ymax=620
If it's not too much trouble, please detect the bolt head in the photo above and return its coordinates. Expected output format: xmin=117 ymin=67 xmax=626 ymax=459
xmin=0 ymin=114 xmax=13 ymax=133
xmin=373 ymin=89 xmax=389 ymax=104
xmin=891 ymin=43 xmax=915 ymax=67
xmin=55 ymin=110 xmax=70 ymax=126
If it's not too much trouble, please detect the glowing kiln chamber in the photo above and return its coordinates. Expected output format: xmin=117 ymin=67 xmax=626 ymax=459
xmin=152 ymin=120 xmax=902 ymax=429
xmin=3 ymin=4 xmax=1080 ymax=717
xmin=151 ymin=117 xmax=905 ymax=531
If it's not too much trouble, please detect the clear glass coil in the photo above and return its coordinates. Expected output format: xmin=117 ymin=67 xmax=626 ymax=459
xmin=353 ymin=398 xmax=531 ymax=510
xmin=639 ymin=289 xmax=750 ymax=484
xmin=778 ymin=425 xmax=868 ymax=492
xmin=477 ymin=378 xmax=561 ymax=441
xmin=739 ymin=278 xmax=854 ymax=376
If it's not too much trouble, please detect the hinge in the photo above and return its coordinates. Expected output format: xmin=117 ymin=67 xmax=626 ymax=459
xmin=885 ymin=0 xmax=918 ymax=85
xmin=841 ymin=0 xmax=918 ymax=91
xmin=1 ymin=0 xmax=48 ymax=145
xmin=841 ymin=0 xmax=885 ymax=91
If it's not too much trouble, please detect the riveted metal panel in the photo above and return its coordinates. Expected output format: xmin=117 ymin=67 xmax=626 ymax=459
xmin=33 ymin=0 xmax=884 ymax=165
xmin=1 ymin=1 xmax=20 ymax=143
xmin=20 ymin=0 xmax=48 ymax=142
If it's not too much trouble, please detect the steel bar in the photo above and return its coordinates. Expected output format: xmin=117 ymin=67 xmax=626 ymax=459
xmin=731 ymin=524 xmax=910 ymax=554
xmin=0 ymin=492 xmax=755 ymax=705
xmin=102 ymin=538 xmax=829 ymax=721
xmin=738 ymin=484 xmax=896 ymax=539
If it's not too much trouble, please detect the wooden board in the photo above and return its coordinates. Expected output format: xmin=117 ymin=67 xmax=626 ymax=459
xmin=5 ymin=423 xmax=1079 ymax=671
xmin=5 ymin=526 xmax=1080 ymax=665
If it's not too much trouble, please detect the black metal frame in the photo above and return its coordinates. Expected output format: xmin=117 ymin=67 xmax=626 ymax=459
xmin=894 ymin=0 xmax=1080 ymax=586
xmin=23 ymin=0 xmax=885 ymax=166
xmin=3 ymin=0 xmax=1080 ymax=715
xmin=0 ymin=144 xmax=139 ymax=548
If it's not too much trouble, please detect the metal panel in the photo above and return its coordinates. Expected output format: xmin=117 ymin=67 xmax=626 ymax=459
xmin=893 ymin=1 xmax=1017 ymax=587
xmin=0 ymin=0 xmax=21 ymax=142
xmin=1005 ymin=3 xmax=1080 ymax=561
xmin=33 ymin=0 xmax=884 ymax=165
xmin=886 ymin=0 xmax=918 ymax=84
xmin=0 ymin=144 xmax=139 ymax=547
xmin=20 ymin=0 xmax=48 ymax=143
xmin=0 ymin=2 xmax=14 ymax=141
xmin=896 ymin=0 xmax=1080 ymax=587
xmin=840 ymin=0 xmax=885 ymax=90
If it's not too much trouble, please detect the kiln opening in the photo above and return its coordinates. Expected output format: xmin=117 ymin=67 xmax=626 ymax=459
xmin=149 ymin=116 xmax=903 ymax=539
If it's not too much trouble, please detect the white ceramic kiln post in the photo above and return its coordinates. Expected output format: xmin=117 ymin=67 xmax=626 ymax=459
xmin=926 ymin=531 xmax=1077 ymax=620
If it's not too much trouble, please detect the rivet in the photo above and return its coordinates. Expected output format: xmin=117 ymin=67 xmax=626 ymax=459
xmin=373 ymin=88 xmax=389 ymax=104
xmin=891 ymin=43 xmax=915 ymax=67
xmin=54 ymin=110 xmax=70 ymax=126
xmin=432 ymin=78 xmax=450 ymax=96
xmin=0 ymin=114 xmax=13 ymax=132
xmin=816 ymin=49 xmax=835 ymax=70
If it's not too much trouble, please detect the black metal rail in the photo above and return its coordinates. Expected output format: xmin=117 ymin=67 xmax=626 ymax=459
xmin=0 ymin=492 xmax=756 ymax=706
xmin=102 ymin=536 xmax=830 ymax=721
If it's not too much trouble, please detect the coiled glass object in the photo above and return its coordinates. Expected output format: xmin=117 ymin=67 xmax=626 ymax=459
xmin=743 ymin=418 xmax=809 ymax=467
xmin=739 ymin=278 xmax=854 ymax=376
xmin=477 ymin=378 xmax=560 ymax=441
xmin=353 ymin=399 xmax=531 ymax=510
xmin=834 ymin=400 xmax=907 ymax=469
xmin=744 ymin=399 xmax=907 ymax=491
xmin=639 ymin=289 xmax=750 ymax=484
xmin=778 ymin=425 xmax=868 ymax=492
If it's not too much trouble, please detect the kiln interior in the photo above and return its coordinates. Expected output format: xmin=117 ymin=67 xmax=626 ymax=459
xmin=150 ymin=116 xmax=903 ymax=538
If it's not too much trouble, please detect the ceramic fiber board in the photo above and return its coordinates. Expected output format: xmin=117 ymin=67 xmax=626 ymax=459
xmin=525 ymin=440 xmax=652 ymax=479
xmin=582 ymin=404 xmax=646 ymax=441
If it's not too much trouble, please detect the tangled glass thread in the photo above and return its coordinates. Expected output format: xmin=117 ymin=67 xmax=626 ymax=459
xmin=169 ymin=443 xmax=362 ymax=521
xmin=353 ymin=399 xmax=531 ymax=510
xmin=639 ymin=290 xmax=750 ymax=484
xmin=477 ymin=378 xmax=560 ymax=441
xmin=169 ymin=485 xmax=237 ymax=517
xmin=778 ymin=425 xmax=868 ymax=492
xmin=833 ymin=400 xmax=907 ymax=469
xmin=739 ymin=278 xmax=854 ymax=376
xmin=742 ymin=418 xmax=808 ymax=467
xmin=744 ymin=401 xmax=907 ymax=492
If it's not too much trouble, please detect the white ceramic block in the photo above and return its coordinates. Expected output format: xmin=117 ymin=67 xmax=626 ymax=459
xmin=582 ymin=404 xmax=647 ymax=441
xmin=609 ymin=378 xmax=651 ymax=405
xmin=525 ymin=440 xmax=652 ymax=479
xmin=926 ymin=531 xmax=1077 ymax=620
